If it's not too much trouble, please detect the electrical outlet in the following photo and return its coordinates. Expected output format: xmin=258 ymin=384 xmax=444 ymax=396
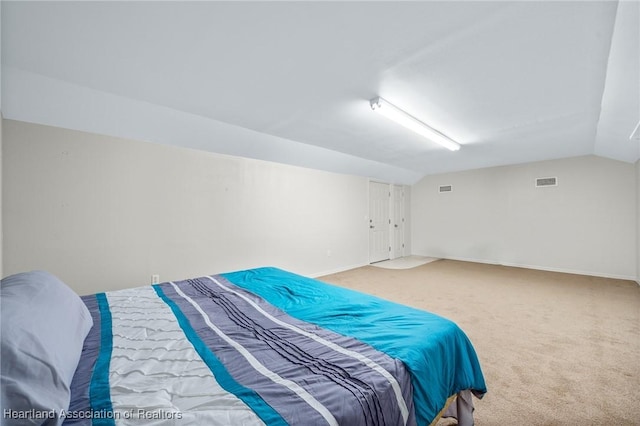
xmin=151 ymin=274 xmax=160 ymax=284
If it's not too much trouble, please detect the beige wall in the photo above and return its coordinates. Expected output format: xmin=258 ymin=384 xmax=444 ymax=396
xmin=3 ymin=120 xmax=369 ymax=294
xmin=4 ymin=118 xmax=637 ymax=290
xmin=412 ymin=156 xmax=637 ymax=280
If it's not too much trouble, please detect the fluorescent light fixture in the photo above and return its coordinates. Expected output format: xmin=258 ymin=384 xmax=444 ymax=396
xmin=630 ymin=119 xmax=640 ymax=140
xmin=370 ymin=97 xmax=461 ymax=151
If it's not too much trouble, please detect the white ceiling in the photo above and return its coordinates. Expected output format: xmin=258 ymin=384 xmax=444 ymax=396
xmin=2 ymin=1 xmax=639 ymax=184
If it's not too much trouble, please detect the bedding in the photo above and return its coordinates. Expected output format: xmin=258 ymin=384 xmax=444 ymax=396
xmin=5 ymin=267 xmax=487 ymax=425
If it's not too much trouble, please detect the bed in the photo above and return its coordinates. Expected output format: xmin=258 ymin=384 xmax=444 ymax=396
xmin=1 ymin=267 xmax=486 ymax=426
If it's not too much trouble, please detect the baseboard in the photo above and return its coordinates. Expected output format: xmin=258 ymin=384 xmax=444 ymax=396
xmin=309 ymin=262 xmax=369 ymax=278
xmin=497 ymin=261 xmax=636 ymax=281
xmin=413 ymin=253 xmax=637 ymax=281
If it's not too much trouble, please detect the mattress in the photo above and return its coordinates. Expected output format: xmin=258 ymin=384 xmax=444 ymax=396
xmin=64 ymin=267 xmax=486 ymax=425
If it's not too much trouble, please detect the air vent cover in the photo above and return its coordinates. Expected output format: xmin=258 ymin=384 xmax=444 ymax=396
xmin=535 ymin=177 xmax=557 ymax=187
xmin=439 ymin=185 xmax=453 ymax=193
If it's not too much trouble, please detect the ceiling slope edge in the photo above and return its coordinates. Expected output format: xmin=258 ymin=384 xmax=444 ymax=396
xmin=1 ymin=66 xmax=423 ymax=185
xmin=593 ymin=0 xmax=640 ymax=164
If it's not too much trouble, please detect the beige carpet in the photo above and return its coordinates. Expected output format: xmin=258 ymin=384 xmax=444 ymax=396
xmin=320 ymin=260 xmax=640 ymax=425
xmin=371 ymin=255 xmax=439 ymax=270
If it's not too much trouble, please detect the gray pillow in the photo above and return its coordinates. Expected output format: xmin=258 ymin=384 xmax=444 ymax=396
xmin=1 ymin=271 xmax=93 ymax=425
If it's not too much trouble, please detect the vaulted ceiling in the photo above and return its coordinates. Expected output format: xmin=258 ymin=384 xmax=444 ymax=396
xmin=2 ymin=1 xmax=638 ymax=184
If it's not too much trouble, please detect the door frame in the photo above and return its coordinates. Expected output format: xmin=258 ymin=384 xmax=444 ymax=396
xmin=368 ymin=181 xmax=408 ymax=264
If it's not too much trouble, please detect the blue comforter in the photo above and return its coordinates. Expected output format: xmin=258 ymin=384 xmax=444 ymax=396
xmin=66 ymin=267 xmax=486 ymax=426
xmin=223 ymin=268 xmax=487 ymax=425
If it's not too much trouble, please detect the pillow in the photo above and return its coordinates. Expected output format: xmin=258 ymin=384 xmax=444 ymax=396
xmin=1 ymin=271 xmax=93 ymax=425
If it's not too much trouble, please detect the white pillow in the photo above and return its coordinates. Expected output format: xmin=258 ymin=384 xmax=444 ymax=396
xmin=1 ymin=271 xmax=93 ymax=425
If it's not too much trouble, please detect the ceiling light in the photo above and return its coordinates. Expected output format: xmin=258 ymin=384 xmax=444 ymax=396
xmin=370 ymin=97 xmax=461 ymax=151
xmin=630 ymin=120 xmax=640 ymax=140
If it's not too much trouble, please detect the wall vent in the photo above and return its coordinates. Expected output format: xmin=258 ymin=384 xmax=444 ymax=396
xmin=535 ymin=177 xmax=557 ymax=187
xmin=439 ymin=185 xmax=453 ymax=193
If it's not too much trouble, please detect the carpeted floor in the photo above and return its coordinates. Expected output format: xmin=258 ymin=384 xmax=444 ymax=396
xmin=319 ymin=260 xmax=640 ymax=425
xmin=370 ymin=255 xmax=439 ymax=270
